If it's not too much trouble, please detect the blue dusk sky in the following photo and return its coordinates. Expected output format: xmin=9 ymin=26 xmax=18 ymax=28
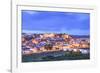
xmin=22 ymin=10 xmax=90 ymax=35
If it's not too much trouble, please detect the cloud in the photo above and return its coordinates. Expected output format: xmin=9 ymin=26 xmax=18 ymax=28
xmin=23 ymin=10 xmax=39 ymax=15
xmin=65 ymin=12 xmax=89 ymax=21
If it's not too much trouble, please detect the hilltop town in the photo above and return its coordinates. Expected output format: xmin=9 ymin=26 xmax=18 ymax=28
xmin=22 ymin=33 xmax=90 ymax=55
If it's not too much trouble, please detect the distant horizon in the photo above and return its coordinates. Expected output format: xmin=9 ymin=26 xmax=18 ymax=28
xmin=22 ymin=10 xmax=90 ymax=35
xmin=22 ymin=30 xmax=90 ymax=36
